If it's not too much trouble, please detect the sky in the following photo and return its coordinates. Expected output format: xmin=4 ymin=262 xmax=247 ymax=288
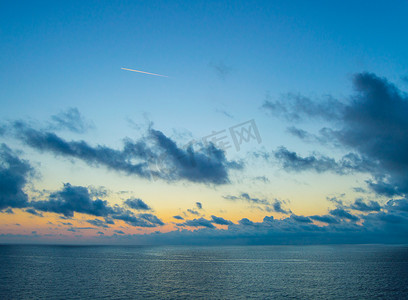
xmin=1 ymin=0 xmax=408 ymax=245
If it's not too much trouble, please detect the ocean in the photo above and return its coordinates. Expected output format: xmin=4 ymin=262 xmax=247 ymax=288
xmin=0 ymin=244 xmax=407 ymax=299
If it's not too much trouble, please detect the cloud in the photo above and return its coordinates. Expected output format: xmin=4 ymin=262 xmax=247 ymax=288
xmin=49 ymin=107 xmax=93 ymax=133
xmin=329 ymin=208 xmax=359 ymax=222
xmin=253 ymin=176 xmax=270 ymax=183
xmin=270 ymin=200 xmax=290 ymax=214
xmin=114 ymin=230 xmax=125 ymax=234
xmin=87 ymin=219 xmax=110 ymax=228
xmin=350 ymin=198 xmax=381 ymax=212
xmin=173 ymin=215 xmax=184 ymax=220
xmin=0 ymin=144 xmax=32 ymax=210
xmin=290 ymin=215 xmax=313 ymax=223
xmin=124 ymin=198 xmax=151 ymax=211
xmin=4 ymin=122 xmax=242 ymax=185
xmin=263 ymin=73 xmax=408 ymax=197
xmin=309 ymin=215 xmax=340 ymax=224
xmin=209 ymin=61 xmax=233 ymax=80
xmin=223 ymin=193 xmax=290 ymax=214
xmin=148 ymin=128 xmax=243 ymax=184
xmin=262 ymin=93 xmax=344 ymax=122
xmin=112 ymin=210 xmax=164 ymax=227
xmin=386 ymin=198 xmax=408 ymax=212
xmin=215 ymin=109 xmax=234 ymax=119
xmin=187 ymin=209 xmax=200 ymax=215
xmin=32 ymin=183 xmax=113 ymax=217
xmin=239 ymin=218 xmax=254 ymax=226
xmin=274 ymin=147 xmax=374 ymax=175
xmin=23 ymin=183 xmax=165 ymax=228
xmin=196 ymin=202 xmax=202 ymax=210
xmin=211 ymin=215 xmax=233 ymax=225
xmin=60 ymin=222 xmax=72 ymax=226
xmin=2 ymin=200 xmax=408 ymax=245
xmin=25 ymin=208 xmax=43 ymax=217
xmin=178 ymin=218 xmax=215 ymax=229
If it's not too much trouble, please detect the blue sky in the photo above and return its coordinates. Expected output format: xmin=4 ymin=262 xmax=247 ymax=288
xmin=1 ymin=1 xmax=408 ymax=244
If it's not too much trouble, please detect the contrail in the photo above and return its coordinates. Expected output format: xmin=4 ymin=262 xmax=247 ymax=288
xmin=121 ymin=67 xmax=168 ymax=77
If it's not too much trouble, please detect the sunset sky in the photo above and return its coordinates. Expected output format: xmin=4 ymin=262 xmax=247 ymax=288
xmin=1 ymin=1 xmax=408 ymax=244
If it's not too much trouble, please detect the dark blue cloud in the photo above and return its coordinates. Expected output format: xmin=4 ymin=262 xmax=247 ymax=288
xmin=290 ymin=215 xmax=313 ymax=223
xmin=3 ymin=200 xmax=408 ymax=245
xmin=263 ymin=73 xmax=408 ymax=197
xmin=274 ymin=147 xmax=374 ymax=175
xmin=211 ymin=215 xmax=233 ymax=225
xmin=309 ymin=215 xmax=340 ymax=224
xmin=386 ymin=198 xmax=408 ymax=212
xmin=330 ymin=208 xmax=359 ymax=222
xmin=5 ymin=122 xmax=242 ymax=185
xmin=28 ymin=183 xmax=164 ymax=228
xmin=112 ymin=208 xmax=164 ymax=228
xmin=178 ymin=218 xmax=215 ymax=229
xmin=173 ymin=215 xmax=184 ymax=220
xmin=239 ymin=218 xmax=254 ymax=226
xmin=32 ymin=183 xmax=113 ymax=217
xmin=224 ymin=193 xmax=290 ymax=214
xmin=137 ymin=213 xmax=164 ymax=226
xmin=271 ymin=200 xmax=291 ymax=214
xmin=196 ymin=202 xmax=202 ymax=209
xmin=60 ymin=222 xmax=72 ymax=226
xmin=350 ymin=198 xmax=381 ymax=212
xmin=148 ymin=128 xmax=243 ymax=185
xmin=0 ymin=144 xmax=32 ymax=210
xmin=187 ymin=209 xmax=200 ymax=215
xmin=87 ymin=219 xmax=110 ymax=228
xmin=25 ymin=208 xmax=43 ymax=217
xmin=124 ymin=198 xmax=151 ymax=211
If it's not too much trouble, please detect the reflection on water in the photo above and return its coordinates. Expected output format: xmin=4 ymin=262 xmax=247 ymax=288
xmin=0 ymin=244 xmax=407 ymax=299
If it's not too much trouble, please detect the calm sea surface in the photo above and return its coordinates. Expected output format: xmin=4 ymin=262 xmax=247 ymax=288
xmin=0 ymin=244 xmax=407 ymax=299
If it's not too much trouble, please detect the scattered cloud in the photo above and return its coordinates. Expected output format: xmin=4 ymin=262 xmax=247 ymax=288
xmin=87 ymin=219 xmax=110 ymax=228
xmin=178 ymin=218 xmax=215 ymax=229
xmin=223 ymin=192 xmax=290 ymax=214
xmin=211 ymin=215 xmax=233 ymax=225
xmin=209 ymin=61 xmax=233 ymax=80
xmin=124 ymin=198 xmax=152 ymax=211
xmin=25 ymin=208 xmax=43 ymax=217
xmin=350 ymin=198 xmax=381 ymax=212
xmin=3 ymin=122 xmax=242 ymax=185
xmin=49 ymin=107 xmax=93 ymax=133
xmin=274 ymin=147 xmax=374 ymax=175
xmin=263 ymin=73 xmax=408 ymax=197
xmin=187 ymin=209 xmax=200 ymax=215
xmin=329 ymin=208 xmax=359 ymax=222
xmin=0 ymin=144 xmax=32 ymax=210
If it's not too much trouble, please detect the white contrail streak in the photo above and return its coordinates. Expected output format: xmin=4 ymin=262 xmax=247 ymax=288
xmin=121 ymin=67 xmax=168 ymax=77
